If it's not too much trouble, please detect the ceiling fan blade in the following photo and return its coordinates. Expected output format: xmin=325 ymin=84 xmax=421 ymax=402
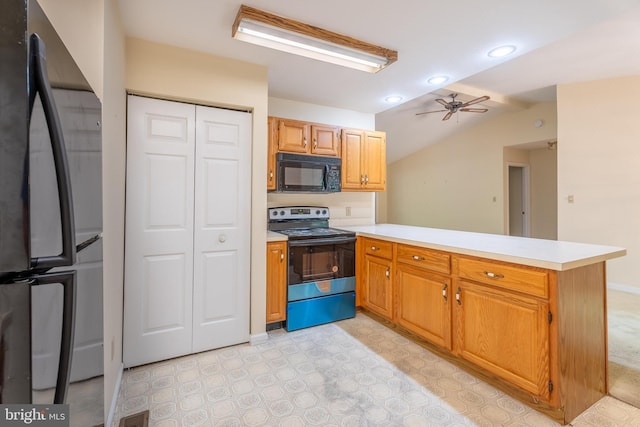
xmin=415 ymin=109 xmax=448 ymax=116
xmin=461 ymin=95 xmax=490 ymax=107
xmin=460 ymin=108 xmax=488 ymax=113
xmin=442 ymin=111 xmax=453 ymax=121
xmin=435 ymin=98 xmax=450 ymax=107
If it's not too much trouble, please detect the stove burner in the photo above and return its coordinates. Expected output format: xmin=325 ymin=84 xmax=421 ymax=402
xmin=277 ymin=227 xmax=355 ymax=240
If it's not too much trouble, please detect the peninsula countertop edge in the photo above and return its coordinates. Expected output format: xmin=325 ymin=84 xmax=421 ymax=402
xmin=339 ymin=224 xmax=626 ymax=271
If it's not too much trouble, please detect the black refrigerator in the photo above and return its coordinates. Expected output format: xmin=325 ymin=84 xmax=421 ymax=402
xmin=0 ymin=0 xmax=103 ymax=425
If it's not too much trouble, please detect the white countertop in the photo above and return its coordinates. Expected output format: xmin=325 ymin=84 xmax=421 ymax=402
xmin=267 ymin=231 xmax=287 ymax=242
xmin=340 ymin=224 xmax=626 ymax=271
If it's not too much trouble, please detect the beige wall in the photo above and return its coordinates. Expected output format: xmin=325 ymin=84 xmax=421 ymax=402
xmin=557 ymin=75 xmax=640 ymax=290
xmin=102 ymin=0 xmax=127 ymax=421
xmin=529 ymin=147 xmax=557 ymax=239
xmin=267 ymin=97 xmax=377 ymax=226
xmin=385 ymin=102 xmax=557 ymax=234
xmin=125 ymin=38 xmax=270 ymax=337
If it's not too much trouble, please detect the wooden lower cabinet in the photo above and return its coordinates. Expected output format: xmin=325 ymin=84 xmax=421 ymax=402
xmin=396 ymin=264 xmax=451 ymax=349
xmin=453 ymin=279 xmax=550 ymax=399
xmin=266 ymin=241 xmax=287 ymax=323
xmin=357 ymin=238 xmax=608 ymax=424
xmin=363 ymin=254 xmax=393 ymax=319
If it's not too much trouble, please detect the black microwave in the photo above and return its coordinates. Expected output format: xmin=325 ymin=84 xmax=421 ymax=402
xmin=275 ymin=152 xmax=341 ymax=193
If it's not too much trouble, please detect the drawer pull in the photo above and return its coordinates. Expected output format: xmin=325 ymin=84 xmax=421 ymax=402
xmin=385 ymin=267 xmax=390 ymax=278
xmin=483 ymin=271 xmax=504 ymax=279
xmin=371 ymin=246 xmax=379 ymax=251
xmin=442 ymin=284 xmax=448 ymax=301
xmin=412 ymin=255 xmax=425 ymax=261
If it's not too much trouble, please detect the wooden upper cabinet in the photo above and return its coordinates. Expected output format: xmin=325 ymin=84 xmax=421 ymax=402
xmin=277 ymin=118 xmax=310 ymax=153
xmin=273 ymin=118 xmax=340 ymax=156
xmin=311 ymin=124 xmax=340 ymax=156
xmin=267 ymin=117 xmax=278 ymax=190
xmin=341 ymin=128 xmax=386 ymax=191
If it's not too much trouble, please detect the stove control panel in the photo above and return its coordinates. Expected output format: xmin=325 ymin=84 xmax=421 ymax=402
xmin=269 ymin=206 xmax=329 ymax=221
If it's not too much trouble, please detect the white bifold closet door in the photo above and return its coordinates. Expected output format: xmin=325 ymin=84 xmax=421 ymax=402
xmin=124 ymin=95 xmax=251 ymax=367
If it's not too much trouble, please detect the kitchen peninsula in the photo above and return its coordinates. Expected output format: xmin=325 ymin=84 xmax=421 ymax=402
xmin=343 ymin=224 xmax=626 ymax=424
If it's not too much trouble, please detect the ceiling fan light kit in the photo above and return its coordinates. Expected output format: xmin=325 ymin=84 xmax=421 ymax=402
xmin=416 ymin=93 xmax=490 ymax=121
xmin=232 ymin=5 xmax=398 ymax=73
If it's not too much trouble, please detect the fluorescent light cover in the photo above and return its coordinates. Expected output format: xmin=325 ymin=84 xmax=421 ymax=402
xmin=427 ymin=75 xmax=448 ymax=85
xmin=232 ymin=6 xmax=397 ymax=73
xmin=488 ymin=45 xmax=516 ymax=58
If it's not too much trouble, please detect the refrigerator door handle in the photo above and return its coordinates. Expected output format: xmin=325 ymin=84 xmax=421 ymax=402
xmin=32 ymin=271 xmax=76 ymax=404
xmin=28 ymin=33 xmax=76 ymax=270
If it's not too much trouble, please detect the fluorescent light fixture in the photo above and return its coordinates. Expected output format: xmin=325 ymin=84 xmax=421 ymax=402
xmin=232 ymin=5 xmax=397 ymax=73
xmin=488 ymin=45 xmax=516 ymax=58
xmin=427 ymin=75 xmax=449 ymax=85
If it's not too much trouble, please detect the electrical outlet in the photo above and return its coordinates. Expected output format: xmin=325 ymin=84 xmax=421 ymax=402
xmin=346 ymin=207 xmax=351 ymax=216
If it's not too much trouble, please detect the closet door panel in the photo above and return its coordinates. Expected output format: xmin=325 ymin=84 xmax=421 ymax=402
xmin=124 ymin=96 xmax=195 ymax=367
xmin=192 ymin=106 xmax=251 ymax=352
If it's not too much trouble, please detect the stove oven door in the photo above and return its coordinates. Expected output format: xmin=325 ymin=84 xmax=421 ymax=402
xmin=287 ymin=236 xmax=355 ymax=288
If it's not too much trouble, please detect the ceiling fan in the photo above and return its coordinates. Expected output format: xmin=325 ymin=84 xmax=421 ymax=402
xmin=416 ymin=93 xmax=490 ymax=121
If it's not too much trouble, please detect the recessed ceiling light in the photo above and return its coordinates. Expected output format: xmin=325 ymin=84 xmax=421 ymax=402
xmin=427 ymin=75 xmax=449 ymax=85
xmin=488 ymin=45 xmax=516 ymax=58
xmin=385 ymin=95 xmax=403 ymax=103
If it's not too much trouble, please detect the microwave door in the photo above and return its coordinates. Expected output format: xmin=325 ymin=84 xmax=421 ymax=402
xmin=28 ymin=34 xmax=76 ymax=271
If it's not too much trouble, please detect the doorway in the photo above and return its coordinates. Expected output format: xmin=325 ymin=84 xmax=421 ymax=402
xmin=508 ymin=164 xmax=530 ymax=237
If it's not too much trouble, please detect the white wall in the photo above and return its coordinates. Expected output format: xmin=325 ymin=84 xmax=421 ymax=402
xmin=557 ymin=75 xmax=640 ymax=290
xmin=125 ymin=37 xmax=270 ymax=338
xmin=384 ymin=102 xmax=558 ymax=234
xmin=268 ymin=97 xmax=377 ymax=226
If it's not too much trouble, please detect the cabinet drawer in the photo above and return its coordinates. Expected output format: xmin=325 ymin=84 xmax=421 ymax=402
xmin=456 ymin=257 xmax=548 ymax=298
xmin=397 ymin=244 xmax=450 ymax=274
xmin=362 ymin=237 xmax=393 ymax=259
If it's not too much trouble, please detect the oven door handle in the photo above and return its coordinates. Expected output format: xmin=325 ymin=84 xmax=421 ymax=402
xmin=287 ymin=236 xmax=356 ymax=247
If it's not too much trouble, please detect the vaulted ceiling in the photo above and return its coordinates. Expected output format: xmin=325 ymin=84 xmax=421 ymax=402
xmin=118 ymin=0 xmax=640 ymax=162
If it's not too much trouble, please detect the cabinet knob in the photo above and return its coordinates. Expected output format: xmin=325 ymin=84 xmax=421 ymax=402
xmin=385 ymin=267 xmax=390 ymax=278
xmin=365 ymin=174 xmax=369 ymax=184
xmin=456 ymin=287 xmax=462 ymax=305
xmin=218 ymin=234 xmax=227 ymax=243
xmin=269 ymin=170 xmax=273 ymax=180
xmin=361 ymin=174 xmax=365 ymax=184
xmin=483 ymin=271 xmax=504 ymax=279
xmin=280 ymin=250 xmax=284 ymax=262
xmin=442 ymin=284 xmax=448 ymax=301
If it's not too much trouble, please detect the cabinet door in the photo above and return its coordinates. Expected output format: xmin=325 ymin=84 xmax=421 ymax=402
xmin=454 ymin=280 xmax=550 ymax=400
xmin=267 ymin=117 xmax=277 ymax=190
xmin=266 ymin=241 xmax=287 ymax=323
xmin=363 ymin=254 xmax=393 ymax=319
xmin=341 ymin=129 xmax=364 ymax=190
xmin=396 ymin=264 xmax=451 ymax=349
xmin=311 ymin=124 xmax=340 ymax=156
xmin=278 ymin=118 xmax=309 ymax=153
xmin=363 ymin=130 xmax=386 ymax=190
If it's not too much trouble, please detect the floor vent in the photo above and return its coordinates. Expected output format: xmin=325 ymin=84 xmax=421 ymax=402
xmin=118 ymin=410 xmax=149 ymax=427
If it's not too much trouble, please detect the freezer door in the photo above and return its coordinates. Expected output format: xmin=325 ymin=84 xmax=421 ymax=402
xmin=0 ymin=281 xmax=32 ymax=403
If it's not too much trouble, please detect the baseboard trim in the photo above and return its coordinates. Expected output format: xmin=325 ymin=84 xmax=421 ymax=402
xmin=250 ymin=332 xmax=269 ymax=345
xmin=608 ymin=282 xmax=640 ymax=295
xmin=106 ymin=363 xmax=124 ymax=427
